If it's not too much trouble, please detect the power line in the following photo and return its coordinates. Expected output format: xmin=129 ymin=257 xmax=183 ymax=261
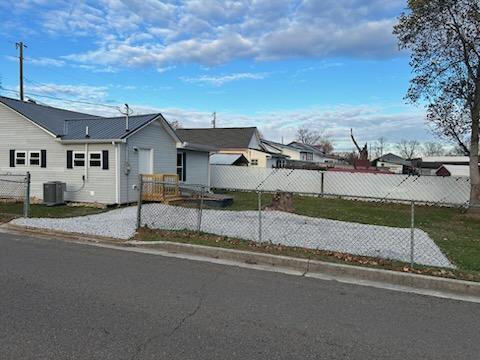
xmin=0 ymin=85 xmax=122 ymax=110
xmin=24 ymin=78 xmax=125 ymax=110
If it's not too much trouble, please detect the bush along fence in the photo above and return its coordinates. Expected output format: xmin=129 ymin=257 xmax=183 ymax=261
xmin=210 ymin=165 xmax=471 ymax=207
xmin=136 ymin=177 xmax=464 ymax=271
xmin=0 ymin=172 xmax=31 ymax=218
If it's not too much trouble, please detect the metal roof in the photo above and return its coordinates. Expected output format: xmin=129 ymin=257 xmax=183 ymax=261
xmin=0 ymin=96 xmax=97 ymax=135
xmin=0 ymin=96 xmax=173 ymax=142
xmin=176 ymin=127 xmax=258 ymax=149
xmin=288 ymin=141 xmax=325 ymax=155
xmin=61 ymin=114 xmax=160 ymax=140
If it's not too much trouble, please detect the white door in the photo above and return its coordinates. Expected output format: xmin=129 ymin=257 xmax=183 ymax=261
xmin=138 ymin=149 xmax=153 ymax=174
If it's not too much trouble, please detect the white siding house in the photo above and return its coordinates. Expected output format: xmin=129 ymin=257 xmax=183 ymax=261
xmin=0 ymin=96 xmax=211 ymax=205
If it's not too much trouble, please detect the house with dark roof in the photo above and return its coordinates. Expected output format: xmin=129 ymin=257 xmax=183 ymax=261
xmin=0 ymin=96 xmax=212 ymax=204
xmin=372 ymin=153 xmax=412 ymax=174
xmin=287 ymin=141 xmax=338 ymax=164
xmin=176 ymin=127 xmax=287 ymax=168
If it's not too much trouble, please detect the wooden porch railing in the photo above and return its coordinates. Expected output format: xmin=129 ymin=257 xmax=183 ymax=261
xmin=142 ymin=173 xmax=180 ymax=203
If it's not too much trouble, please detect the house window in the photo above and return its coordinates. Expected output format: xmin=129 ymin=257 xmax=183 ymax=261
xmin=15 ymin=151 xmax=27 ymax=166
xmin=177 ymin=152 xmax=186 ymax=181
xmin=300 ymin=152 xmax=313 ymax=161
xmin=89 ymin=152 xmax=102 ymax=167
xmin=251 ymin=159 xmax=259 ymax=166
xmin=73 ymin=152 xmax=86 ymax=167
xmin=29 ymin=151 xmax=40 ymax=166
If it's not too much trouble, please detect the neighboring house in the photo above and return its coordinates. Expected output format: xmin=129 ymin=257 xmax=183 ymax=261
xmin=287 ymin=142 xmax=338 ymax=164
xmin=176 ymin=127 xmax=286 ymax=168
xmin=436 ymin=165 xmax=470 ymax=177
xmin=0 ymin=96 xmax=211 ymax=205
xmin=372 ymin=153 xmax=411 ymax=174
xmin=413 ymin=156 xmax=471 ymax=176
xmin=210 ymin=153 xmax=249 ymax=166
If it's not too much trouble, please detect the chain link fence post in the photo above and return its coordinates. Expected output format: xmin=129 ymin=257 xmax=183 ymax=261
xmin=320 ymin=171 xmax=325 ymax=197
xmin=197 ymin=185 xmax=204 ymax=233
xmin=410 ymin=200 xmax=415 ymax=269
xmin=258 ymin=191 xmax=262 ymax=243
xmin=23 ymin=172 xmax=31 ymax=218
xmin=136 ymin=175 xmax=143 ymax=230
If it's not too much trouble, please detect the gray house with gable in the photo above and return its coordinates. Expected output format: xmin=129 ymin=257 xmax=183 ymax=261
xmin=0 ymin=96 xmax=211 ymax=204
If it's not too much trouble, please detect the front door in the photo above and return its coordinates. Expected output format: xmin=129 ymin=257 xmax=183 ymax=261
xmin=138 ymin=149 xmax=153 ymax=174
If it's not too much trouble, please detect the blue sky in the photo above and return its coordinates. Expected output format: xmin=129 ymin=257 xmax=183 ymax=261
xmin=0 ymin=0 xmax=435 ymax=151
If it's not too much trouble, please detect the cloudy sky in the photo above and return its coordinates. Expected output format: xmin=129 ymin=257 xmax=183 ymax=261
xmin=0 ymin=0 xmax=434 ymax=151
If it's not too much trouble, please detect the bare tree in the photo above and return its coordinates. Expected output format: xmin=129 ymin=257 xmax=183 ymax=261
xmin=394 ymin=0 xmax=480 ymax=207
xmin=296 ymin=127 xmax=322 ymax=145
xmin=422 ymin=142 xmax=445 ymax=156
xmin=316 ymin=139 xmax=334 ymax=154
xmin=395 ymin=140 xmax=420 ymax=159
xmin=373 ymin=137 xmax=387 ymax=158
xmin=169 ymin=120 xmax=182 ymax=129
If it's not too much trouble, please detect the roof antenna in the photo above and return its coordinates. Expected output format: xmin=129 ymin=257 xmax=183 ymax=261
xmin=212 ymin=112 xmax=216 ymax=128
xmin=119 ymin=104 xmax=133 ymax=132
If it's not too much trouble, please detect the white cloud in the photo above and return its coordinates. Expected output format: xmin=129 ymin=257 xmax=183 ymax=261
xmin=15 ymin=0 xmax=405 ymax=69
xmin=28 ymin=57 xmax=66 ymax=67
xmin=25 ymin=83 xmax=109 ymax=102
xmin=182 ymin=72 xmax=267 ymax=86
xmin=5 ymin=55 xmax=65 ymax=67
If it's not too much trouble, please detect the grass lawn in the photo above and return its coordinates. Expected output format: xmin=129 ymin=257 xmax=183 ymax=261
xmin=210 ymin=190 xmax=480 ymax=275
xmin=0 ymin=202 xmax=107 ymax=222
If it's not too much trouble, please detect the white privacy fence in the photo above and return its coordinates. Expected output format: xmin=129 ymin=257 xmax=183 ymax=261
xmin=210 ymin=166 xmax=470 ymax=206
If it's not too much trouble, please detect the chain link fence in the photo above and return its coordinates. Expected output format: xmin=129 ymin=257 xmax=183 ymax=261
xmin=137 ymin=173 xmax=467 ymax=270
xmin=210 ymin=165 xmax=471 ymax=207
xmin=0 ymin=172 xmax=31 ymax=220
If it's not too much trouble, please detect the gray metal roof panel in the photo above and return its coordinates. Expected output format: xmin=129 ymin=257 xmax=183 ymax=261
xmin=176 ymin=127 xmax=258 ymax=149
xmin=61 ymin=114 xmax=160 ymax=140
xmin=0 ymin=96 xmax=98 ymax=135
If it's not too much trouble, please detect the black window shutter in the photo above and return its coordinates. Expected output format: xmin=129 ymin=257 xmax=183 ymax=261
xmin=102 ymin=150 xmax=109 ymax=170
xmin=66 ymin=150 xmax=73 ymax=169
xmin=41 ymin=150 xmax=47 ymax=168
xmin=182 ymin=152 xmax=187 ymax=181
xmin=9 ymin=150 xmax=15 ymax=167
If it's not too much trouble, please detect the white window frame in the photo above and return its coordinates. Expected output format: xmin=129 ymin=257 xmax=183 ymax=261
xmin=251 ymin=159 xmax=259 ymax=166
xmin=73 ymin=151 xmax=86 ymax=168
xmin=29 ymin=151 xmax=41 ymax=166
xmin=88 ymin=151 xmax=102 ymax=168
xmin=177 ymin=152 xmax=185 ymax=182
xmin=15 ymin=150 xmax=27 ymax=166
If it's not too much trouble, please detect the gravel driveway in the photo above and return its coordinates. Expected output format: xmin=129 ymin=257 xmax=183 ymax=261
xmin=11 ymin=204 xmax=453 ymax=268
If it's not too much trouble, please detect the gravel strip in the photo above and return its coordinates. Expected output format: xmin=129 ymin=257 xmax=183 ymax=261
xmin=11 ymin=207 xmax=137 ymax=240
xmin=11 ymin=204 xmax=453 ymax=268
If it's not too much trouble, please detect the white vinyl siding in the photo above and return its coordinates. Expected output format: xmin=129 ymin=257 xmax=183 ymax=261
xmin=118 ymin=120 xmax=177 ymax=204
xmin=0 ymin=102 xmax=117 ymax=204
xmin=181 ymin=150 xmax=210 ymax=186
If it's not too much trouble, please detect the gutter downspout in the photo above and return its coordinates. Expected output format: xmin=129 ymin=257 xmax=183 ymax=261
xmin=114 ymin=142 xmax=120 ymax=205
xmin=84 ymin=143 xmax=89 ymax=181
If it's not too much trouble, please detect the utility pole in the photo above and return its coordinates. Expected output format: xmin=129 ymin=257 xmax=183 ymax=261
xmin=15 ymin=41 xmax=27 ymax=101
xmin=212 ymin=112 xmax=216 ymax=128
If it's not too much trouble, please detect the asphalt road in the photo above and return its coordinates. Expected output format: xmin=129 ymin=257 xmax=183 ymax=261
xmin=1 ymin=232 xmax=479 ymax=360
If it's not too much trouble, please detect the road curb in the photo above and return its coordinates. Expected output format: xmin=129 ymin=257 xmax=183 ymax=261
xmin=2 ymin=224 xmax=479 ymax=299
xmin=128 ymin=240 xmax=480 ymax=298
xmin=0 ymin=224 xmax=125 ymax=245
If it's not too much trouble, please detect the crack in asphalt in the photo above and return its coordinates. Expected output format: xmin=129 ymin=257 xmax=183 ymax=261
xmin=301 ymin=259 xmax=310 ymax=277
xmin=129 ymin=271 xmax=222 ymax=360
